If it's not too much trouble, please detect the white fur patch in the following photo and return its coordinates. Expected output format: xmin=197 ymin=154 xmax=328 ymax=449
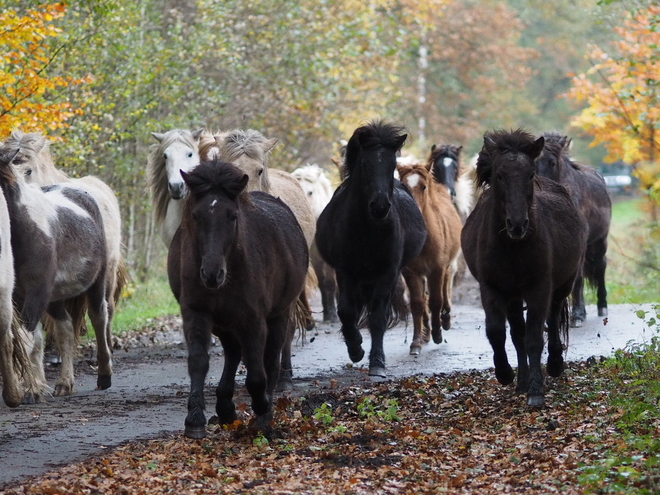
xmin=443 ymin=157 xmax=454 ymax=168
xmin=46 ymin=188 xmax=92 ymax=220
xmin=20 ymin=184 xmax=56 ymax=237
xmin=405 ymin=173 xmax=421 ymax=189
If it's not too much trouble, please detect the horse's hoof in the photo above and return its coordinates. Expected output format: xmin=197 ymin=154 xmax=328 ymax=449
xmin=368 ymin=366 xmax=387 ymax=379
xmin=253 ymin=412 xmax=273 ymax=432
xmin=431 ymin=328 xmax=443 ymax=344
xmin=495 ymin=366 xmax=515 ymax=385
xmin=22 ymin=392 xmax=43 ymax=405
xmin=184 ymin=426 xmax=207 ymax=439
xmin=441 ymin=314 xmax=451 ymax=330
xmin=305 ymin=319 xmax=316 ymax=331
xmin=347 ymin=344 xmax=365 ymax=363
xmin=527 ymin=394 xmax=545 ymax=408
xmin=54 ymin=385 xmax=74 ymax=397
xmin=409 ymin=345 xmax=421 ymax=356
xmin=96 ymin=375 xmax=111 ymax=390
xmin=3 ymin=396 xmax=22 ymax=408
xmin=598 ymin=307 xmax=608 ymax=317
xmin=275 ymin=379 xmax=293 ymax=393
xmin=570 ymin=318 xmax=583 ymax=328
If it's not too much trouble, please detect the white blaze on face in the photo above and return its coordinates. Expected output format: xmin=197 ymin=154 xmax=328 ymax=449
xmin=443 ymin=157 xmax=454 ymax=168
xmin=405 ymin=173 xmax=421 ymax=190
xmin=210 ymin=199 xmax=217 ymax=213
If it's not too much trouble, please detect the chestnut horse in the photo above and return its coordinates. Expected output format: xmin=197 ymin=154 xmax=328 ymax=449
xmin=397 ymin=162 xmax=462 ymax=355
xmin=462 ymin=129 xmax=586 ymax=407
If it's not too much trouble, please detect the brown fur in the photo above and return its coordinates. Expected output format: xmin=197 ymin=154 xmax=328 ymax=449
xmin=398 ymin=163 xmax=462 ymax=354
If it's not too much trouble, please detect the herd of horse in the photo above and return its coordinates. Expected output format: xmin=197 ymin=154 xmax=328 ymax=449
xmin=0 ymin=120 xmax=611 ymax=439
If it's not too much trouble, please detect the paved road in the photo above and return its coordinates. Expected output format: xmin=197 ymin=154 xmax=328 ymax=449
xmin=0 ymin=298 xmax=656 ymax=488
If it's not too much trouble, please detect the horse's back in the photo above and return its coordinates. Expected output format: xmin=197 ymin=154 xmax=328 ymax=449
xmin=268 ymin=170 xmax=316 ymax=247
xmin=567 ymin=165 xmax=611 ymax=242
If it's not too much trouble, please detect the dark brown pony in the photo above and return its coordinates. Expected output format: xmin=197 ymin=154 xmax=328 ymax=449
xmin=536 ymin=131 xmax=612 ymax=327
xmin=461 ymin=129 xmax=586 ymax=407
xmin=168 ymin=159 xmax=308 ymax=438
xmin=397 ymin=163 xmax=462 ymax=355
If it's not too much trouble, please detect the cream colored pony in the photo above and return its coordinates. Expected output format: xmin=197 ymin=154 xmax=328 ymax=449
xmin=147 ymin=128 xmax=204 ymax=247
xmin=3 ymin=130 xmax=126 ymax=400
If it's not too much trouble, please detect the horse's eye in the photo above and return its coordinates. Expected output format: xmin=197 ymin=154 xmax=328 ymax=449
xmin=530 ymin=173 xmax=535 ymax=180
xmin=187 ymin=152 xmax=193 ymax=158
xmin=163 ymin=153 xmax=168 ymax=159
xmin=421 ymin=185 xmax=426 ymax=191
xmin=191 ymin=212 xmax=198 ymax=221
xmin=25 ymin=169 xmax=32 ymax=176
xmin=496 ymin=173 xmax=503 ymax=181
xmin=258 ymin=169 xmax=264 ymax=176
xmin=307 ymin=191 xmax=313 ymax=196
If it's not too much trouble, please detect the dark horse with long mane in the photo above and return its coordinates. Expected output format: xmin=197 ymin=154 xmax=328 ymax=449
xmin=168 ymin=160 xmax=308 ymax=438
xmin=461 ymin=129 xmax=586 ymax=407
xmin=316 ymin=121 xmax=427 ymax=378
xmin=536 ymin=131 xmax=612 ymax=327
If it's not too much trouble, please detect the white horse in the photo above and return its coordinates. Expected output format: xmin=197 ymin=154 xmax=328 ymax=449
xmin=291 ymin=164 xmax=338 ymax=322
xmin=3 ymin=131 xmax=127 ymax=373
xmin=147 ymin=128 xmax=204 ymax=247
xmin=0 ymin=164 xmax=34 ymax=407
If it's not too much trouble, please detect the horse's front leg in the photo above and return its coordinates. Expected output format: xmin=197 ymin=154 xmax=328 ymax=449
xmin=335 ymin=271 xmax=364 ymax=363
xmin=366 ymin=279 xmax=397 ymax=378
xmin=481 ymin=288 xmax=514 ymax=386
xmin=525 ymin=296 xmax=551 ymax=407
xmin=241 ymin=320 xmax=272 ymax=430
xmin=215 ymin=328 xmax=242 ymax=425
xmin=402 ymin=268 xmax=427 ymax=355
xmin=21 ymin=323 xmax=47 ymax=404
xmin=276 ymin=315 xmax=294 ymax=392
xmin=182 ymin=307 xmax=212 ymax=439
xmin=47 ymin=302 xmax=76 ymax=396
xmin=0 ymin=302 xmax=23 ymax=407
xmin=506 ymin=299 xmax=528 ymax=394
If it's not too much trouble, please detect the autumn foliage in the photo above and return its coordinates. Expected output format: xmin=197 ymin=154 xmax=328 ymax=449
xmin=0 ymin=3 xmax=88 ymax=139
xmin=565 ymin=6 xmax=660 ymax=207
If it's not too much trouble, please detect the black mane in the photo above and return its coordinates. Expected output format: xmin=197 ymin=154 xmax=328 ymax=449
xmin=476 ymin=129 xmax=541 ymax=188
xmin=344 ymin=121 xmax=407 ymax=178
xmin=183 ymin=159 xmax=250 ymax=202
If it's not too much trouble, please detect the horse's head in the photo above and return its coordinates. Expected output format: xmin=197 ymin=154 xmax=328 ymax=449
xmin=535 ymin=131 xmax=569 ymax=183
xmin=182 ymin=160 xmax=249 ymax=290
xmin=480 ymin=129 xmax=545 ymax=240
xmin=397 ymin=163 xmax=431 ymax=210
xmin=429 ymin=144 xmax=462 ymax=198
xmin=216 ymin=129 xmax=277 ymax=193
xmin=291 ymin=164 xmax=333 ymax=218
xmin=345 ymin=121 xmax=407 ymax=220
xmin=150 ymin=128 xmax=203 ymax=200
xmin=1 ymin=130 xmax=56 ymax=185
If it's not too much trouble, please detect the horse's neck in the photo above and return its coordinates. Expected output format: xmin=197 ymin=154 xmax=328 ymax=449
xmin=161 ymin=199 xmax=185 ymax=247
xmin=2 ymin=181 xmax=54 ymax=240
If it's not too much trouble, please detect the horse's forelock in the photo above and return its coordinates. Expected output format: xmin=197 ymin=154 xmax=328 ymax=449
xmin=218 ymin=129 xmax=268 ymax=163
xmin=184 ymin=160 xmax=250 ymax=203
xmin=344 ymin=121 xmax=407 ymax=178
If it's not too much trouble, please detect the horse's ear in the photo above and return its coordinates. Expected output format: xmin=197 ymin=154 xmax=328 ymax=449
xmin=456 ymin=145 xmax=463 ymax=155
xmin=192 ymin=128 xmax=204 ymax=140
xmin=529 ymin=136 xmax=545 ymax=160
xmin=483 ymin=134 xmax=497 ymax=153
xmin=262 ymin=138 xmax=278 ymax=154
xmin=431 ymin=144 xmax=436 ymax=152
xmin=151 ymin=132 xmax=165 ymax=142
xmin=180 ymin=170 xmax=191 ymax=185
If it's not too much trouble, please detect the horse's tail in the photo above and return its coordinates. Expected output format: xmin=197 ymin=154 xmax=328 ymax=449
xmin=10 ymin=308 xmax=31 ymax=378
xmin=357 ymin=275 xmax=409 ymax=330
xmin=292 ymin=295 xmax=311 ymax=344
xmin=559 ymin=297 xmax=571 ymax=351
xmin=113 ymin=258 xmax=130 ymax=306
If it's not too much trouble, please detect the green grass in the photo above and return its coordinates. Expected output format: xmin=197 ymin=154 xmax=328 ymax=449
xmin=587 ymin=196 xmax=660 ymax=305
xmin=112 ymin=275 xmax=179 ymax=334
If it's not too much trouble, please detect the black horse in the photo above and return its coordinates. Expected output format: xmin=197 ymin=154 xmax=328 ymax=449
xmin=536 ymin=131 xmax=612 ymax=327
xmin=168 ymin=160 xmax=308 ymax=438
xmin=315 ymin=121 xmax=427 ymax=378
xmin=428 ymin=143 xmax=462 ymax=198
xmin=461 ymin=129 xmax=587 ymax=407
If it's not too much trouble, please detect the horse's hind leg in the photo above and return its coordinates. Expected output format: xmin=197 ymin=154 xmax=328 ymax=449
xmin=0 ymin=304 xmax=23 ymax=407
xmin=570 ymin=271 xmax=586 ymax=327
xmin=276 ymin=320 xmax=294 ymax=392
xmin=591 ymin=240 xmax=608 ymax=317
xmin=47 ymin=302 xmax=77 ymax=396
xmin=215 ymin=329 xmax=241 ymax=425
xmin=242 ymin=320 xmax=273 ymax=429
xmin=506 ymin=299 xmax=528 ymax=394
xmin=86 ymin=279 xmax=112 ymax=390
xmin=366 ymin=281 xmax=395 ymax=378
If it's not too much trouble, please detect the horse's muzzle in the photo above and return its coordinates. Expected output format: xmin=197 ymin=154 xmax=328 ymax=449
xmin=368 ymin=195 xmax=391 ymax=220
xmin=169 ymin=182 xmax=186 ymax=200
xmin=506 ymin=218 xmax=529 ymax=240
xmin=200 ymin=267 xmax=226 ymax=290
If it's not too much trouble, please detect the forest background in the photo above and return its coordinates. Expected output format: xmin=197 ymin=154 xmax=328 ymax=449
xmin=1 ymin=0 xmax=658 ymax=285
